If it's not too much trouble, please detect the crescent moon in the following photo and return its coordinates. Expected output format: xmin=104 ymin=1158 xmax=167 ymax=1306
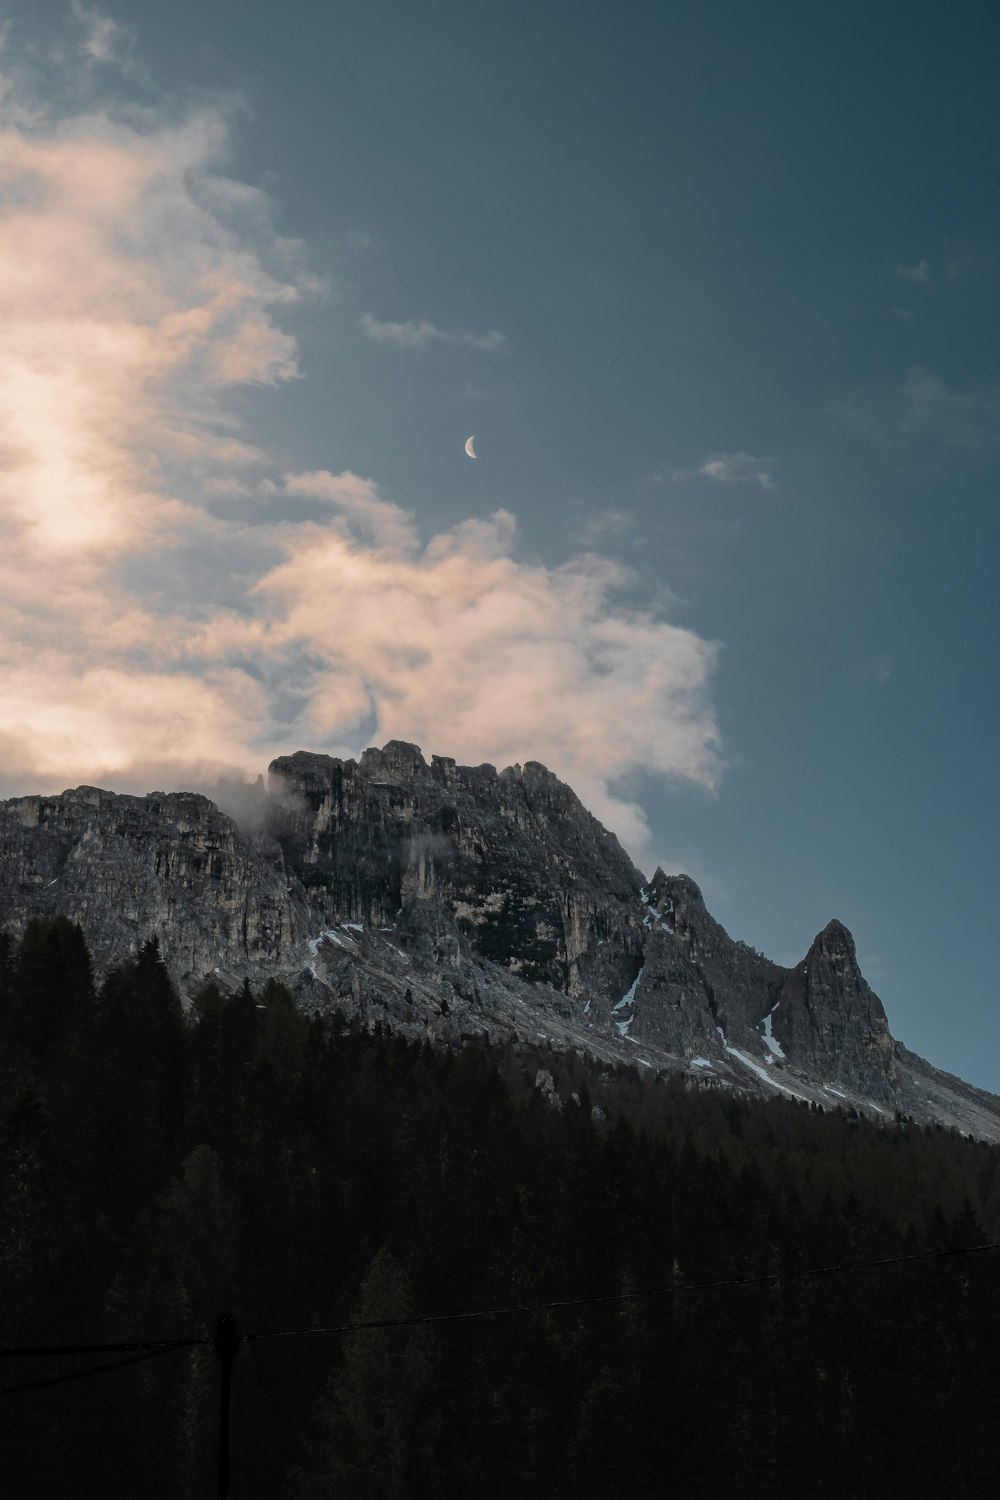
xmin=464 ymin=435 xmax=476 ymax=459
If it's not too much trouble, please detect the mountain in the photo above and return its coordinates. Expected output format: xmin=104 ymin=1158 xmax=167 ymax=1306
xmin=1 ymin=740 xmax=997 ymax=1138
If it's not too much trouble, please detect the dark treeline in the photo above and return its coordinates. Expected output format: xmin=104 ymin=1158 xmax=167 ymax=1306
xmin=1 ymin=916 xmax=999 ymax=1496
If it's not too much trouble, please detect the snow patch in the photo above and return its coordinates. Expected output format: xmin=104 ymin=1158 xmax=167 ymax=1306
xmin=691 ymin=1057 xmax=713 ymax=1069
xmin=613 ymin=967 xmax=644 ymax=1012
xmin=307 ymin=928 xmax=354 ymax=956
xmin=762 ymin=1008 xmax=786 ymax=1061
xmin=724 ymin=1045 xmax=813 ymax=1103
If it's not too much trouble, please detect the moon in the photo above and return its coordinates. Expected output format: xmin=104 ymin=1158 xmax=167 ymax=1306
xmin=464 ymin=435 xmax=476 ymax=459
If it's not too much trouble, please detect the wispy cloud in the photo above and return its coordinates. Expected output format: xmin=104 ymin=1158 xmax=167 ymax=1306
xmin=667 ymin=452 xmax=776 ymax=490
xmin=0 ymin=25 xmax=719 ymax=869
xmin=463 ymin=328 xmax=506 ymax=351
xmin=893 ymin=258 xmax=931 ymax=285
xmin=70 ymin=2 xmax=136 ymax=72
xmin=360 ymin=313 xmax=446 ymax=350
xmin=833 ymin=367 xmax=1000 ymax=460
xmin=579 ymin=508 xmax=632 ymax=547
xmin=945 ymin=248 xmax=989 ymax=280
xmin=361 ymin=311 xmax=506 ymax=352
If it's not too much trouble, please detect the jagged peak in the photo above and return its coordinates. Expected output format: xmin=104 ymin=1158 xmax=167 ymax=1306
xmin=803 ymin=918 xmax=859 ymax=965
xmin=521 ymin=758 xmax=559 ymax=779
xmin=268 ymin=749 xmax=345 ymax=775
xmin=648 ymin=870 xmax=706 ymax=908
xmin=269 ymin=743 xmax=585 ymax=803
xmin=498 ymin=758 xmax=569 ymax=788
xmin=359 ymin=741 xmax=428 ymax=777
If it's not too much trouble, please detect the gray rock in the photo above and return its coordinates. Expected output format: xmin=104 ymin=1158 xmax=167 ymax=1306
xmin=534 ymin=1069 xmax=561 ymax=1107
xmin=771 ymin=921 xmax=896 ymax=1105
xmin=2 ymin=741 xmax=999 ymax=1140
xmin=0 ymin=786 xmax=311 ymax=990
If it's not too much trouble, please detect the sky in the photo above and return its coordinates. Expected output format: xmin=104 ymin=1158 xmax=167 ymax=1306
xmin=1 ymin=1 xmax=998 ymax=1088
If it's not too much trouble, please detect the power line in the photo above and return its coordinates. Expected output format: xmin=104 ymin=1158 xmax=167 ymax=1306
xmin=246 ymin=1237 xmax=1000 ymax=1342
xmin=1 ymin=1341 xmax=190 ymax=1397
xmin=2 ymin=1336 xmax=201 ymax=1358
xmin=4 ymin=1235 xmax=997 ymax=1384
xmin=5 ymin=1241 xmax=995 ymax=1500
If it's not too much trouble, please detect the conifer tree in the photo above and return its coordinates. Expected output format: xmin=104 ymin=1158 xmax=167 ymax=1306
xmin=294 ymin=1247 xmax=441 ymax=1498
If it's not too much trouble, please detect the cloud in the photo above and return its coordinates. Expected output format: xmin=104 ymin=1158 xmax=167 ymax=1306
xmin=249 ymin=484 xmax=722 ymax=856
xmin=893 ymin=258 xmax=930 ymax=284
xmin=360 ymin=313 xmax=446 ymax=349
xmin=284 ymin=469 xmax=417 ymax=551
xmin=0 ymin=28 xmax=721 ymax=870
xmin=70 ymin=2 xmax=135 ymax=72
xmin=463 ymin=328 xmax=506 ymax=351
xmin=833 ymin=367 xmax=1000 ymax=460
xmin=579 ymin=508 xmax=632 ymax=547
xmin=668 ymin=452 xmax=776 ymax=490
xmin=0 ymin=74 xmax=316 ymax=557
xmin=945 ymin=249 xmax=989 ymax=280
xmin=361 ymin=312 xmax=507 ymax=352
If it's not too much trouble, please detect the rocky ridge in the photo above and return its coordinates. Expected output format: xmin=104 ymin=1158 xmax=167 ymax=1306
xmin=1 ymin=741 xmax=997 ymax=1140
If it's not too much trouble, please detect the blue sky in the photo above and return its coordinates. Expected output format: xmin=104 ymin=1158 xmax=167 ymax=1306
xmin=2 ymin=2 xmax=998 ymax=1088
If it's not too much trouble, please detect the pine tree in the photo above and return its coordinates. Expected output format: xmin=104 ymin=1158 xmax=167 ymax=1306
xmin=7 ymin=916 xmax=95 ymax=1070
xmin=294 ymin=1247 xmax=441 ymax=1498
xmin=0 ymin=1075 xmax=53 ymax=1339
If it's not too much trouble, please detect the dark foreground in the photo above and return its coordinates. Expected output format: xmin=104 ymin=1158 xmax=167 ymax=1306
xmin=2 ymin=918 xmax=999 ymax=1496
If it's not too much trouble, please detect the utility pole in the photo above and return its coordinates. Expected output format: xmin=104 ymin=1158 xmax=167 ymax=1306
xmin=215 ymin=1313 xmax=238 ymax=1498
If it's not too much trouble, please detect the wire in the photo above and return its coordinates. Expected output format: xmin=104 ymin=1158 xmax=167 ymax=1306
xmin=245 ymin=1237 xmax=1000 ymax=1342
xmin=2 ymin=1336 xmax=207 ymax=1358
xmin=1 ymin=1341 xmax=190 ymax=1397
xmin=4 ymin=1236 xmax=997 ymax=1382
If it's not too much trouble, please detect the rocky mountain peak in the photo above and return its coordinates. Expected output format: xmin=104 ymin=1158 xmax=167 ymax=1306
xmin=1 ymin=742 xmax=999 ymax=1139
xmin=773 ymin=917 xmax=895 ymax=1105
xmin=358 ymin=739 xmax=429 ymax=780
xmin=809 ymin=918 xmax=857 ymax=959
xmin=646 ymin=870 xmax=708 ymax=928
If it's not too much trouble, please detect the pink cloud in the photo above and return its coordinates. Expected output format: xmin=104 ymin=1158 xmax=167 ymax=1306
xmin=0 ymin=55 xmax=722 ymax=870
xmin=251 ymin=487 xmax=722 ymax=857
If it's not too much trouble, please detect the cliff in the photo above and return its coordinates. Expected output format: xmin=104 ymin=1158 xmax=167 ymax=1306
xmin=1 ymin=741 xmax=997 ymax=1139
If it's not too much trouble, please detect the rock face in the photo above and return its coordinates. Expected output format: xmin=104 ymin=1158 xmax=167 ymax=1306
xmin=0 ymin=786 xmax=311 ymax=987
xmin=773 ymin=921 xmax=896 ymax=1106
xmin=266 ymin=744 xmax=642 ymax=1003
xmin=1 ymin=741 xmax=998 ymax=1140
xmin=630 ymin=870 xmax=786 ymax=1058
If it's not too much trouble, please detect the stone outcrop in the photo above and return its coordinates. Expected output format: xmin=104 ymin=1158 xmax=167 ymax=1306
xmin=1 ymin=741 xmax=998 ymax=1139
xmin=772 ymin=920 xmax=896 ymax=1105
xmin=266 ymin=744 xmax=643 ymax=1002
xmin=630 ymin=870 xmax=786 ymax=1057
xmin=0 ymin=786 xmax=311 ymax=988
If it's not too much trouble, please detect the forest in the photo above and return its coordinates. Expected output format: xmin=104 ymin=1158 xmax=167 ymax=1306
xmin=1 ymin=916 xmax=999 ymax=1497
